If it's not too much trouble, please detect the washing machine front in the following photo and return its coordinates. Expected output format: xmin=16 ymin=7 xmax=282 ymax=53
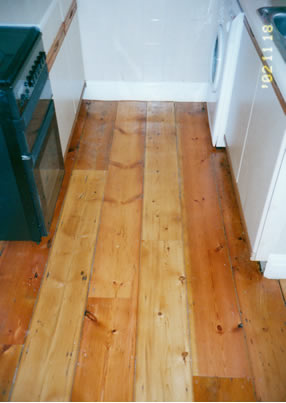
xmin=207 ymin=0 xmax=243 ymax=146
xmin=207 ymin=20 xmax=228 ymax=138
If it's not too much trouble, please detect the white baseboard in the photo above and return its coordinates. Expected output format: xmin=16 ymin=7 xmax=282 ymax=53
xmin=83 ymin=81 xmax=214 ymax=102
xmin=263 ymin=254 xmax=286 ymax=279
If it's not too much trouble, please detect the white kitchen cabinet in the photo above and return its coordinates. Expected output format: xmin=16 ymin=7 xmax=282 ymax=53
xmin=49 ymin=34 xmax=75 ymax=155
xmin=66 ymin=12 xmax=85 ymax=114
xmin=257 ymin=151 xmax=286 ymax=262
xmin=238 ymin=73 xmax=286 ymax=260
xmin=225 ymin=22 xmax=286 ymax=277
xmin=49 ymin=10 xmax=85 ymax=155
xmin=225 ymin=24 xmax=260 ymax=180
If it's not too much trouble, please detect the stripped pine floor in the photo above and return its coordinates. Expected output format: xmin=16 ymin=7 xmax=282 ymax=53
xmin=0 ymin=101 xmax=285 ymax=401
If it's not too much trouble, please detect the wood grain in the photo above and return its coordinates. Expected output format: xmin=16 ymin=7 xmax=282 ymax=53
xmin=0 ymin=242 xmax=47 ymax=346
xmin=75 ymin=101 xmax=117 ymax=170
xmin=11 ymin=170 xmax=106 ymax=402
xmin=0 ymin=345 xmax=22 ymax=401
xmin=135 ymin=241 xmax=192 ymax=402
xmin=143 ymin=102 xmax=181 ymax=241
xmin=193 ymin=376 xmax=255 ymax=402
xmin=135 ymin=102 xmax=192 ymax=401
xmin=176 ymin=102 xmax=251 ymax=378
xmin=72 ymin=101 xmax=146 ymax=401
xmin=213 ymin=150 xmax=286 ymax=401
xmin=110 ymin=104 xmax=146 ymax=167
xmin=89 ymin=187 xmax=142 ymax=299
xmin=72 ymin=297 xmax=137 ymax=402
xmin=88 ymin=102 xmax=146 ymax=299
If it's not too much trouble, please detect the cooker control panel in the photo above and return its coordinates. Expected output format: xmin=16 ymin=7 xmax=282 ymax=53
xmin=13 ymin=37 xmax=47 ymax=114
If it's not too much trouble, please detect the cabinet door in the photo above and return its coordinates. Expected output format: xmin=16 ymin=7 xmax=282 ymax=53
xmin=65 ymin=12 xmax=85 ymax=113
xmin=256 ymin=149 xmax=286 ymax=261
xmin=225 ymin=24 xmax=260 ymax=180
xmin=49 ymin=35 xmax=75 ymax=155
xmin=238 ymin=71 xmax=286 ymax=253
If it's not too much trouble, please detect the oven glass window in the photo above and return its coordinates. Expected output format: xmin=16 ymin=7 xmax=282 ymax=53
xmin=33 ymin=113 xmax=64 ymax=229
xmin=25 ymin=80 xmax=52 ymax=151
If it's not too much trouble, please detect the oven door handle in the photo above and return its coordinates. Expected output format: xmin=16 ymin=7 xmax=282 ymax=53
xmin=31 ymin=99 xmax=55 ymax=165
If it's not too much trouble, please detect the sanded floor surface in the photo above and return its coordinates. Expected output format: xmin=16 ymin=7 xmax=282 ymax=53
xmin=0 ymin=101 xmax=285 ymax=401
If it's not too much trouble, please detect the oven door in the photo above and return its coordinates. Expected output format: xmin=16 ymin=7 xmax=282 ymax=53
xmin=31 ymin=100 xmax=64 ymax=231
xmin=19 ymin=92 xmax=64 ymax=237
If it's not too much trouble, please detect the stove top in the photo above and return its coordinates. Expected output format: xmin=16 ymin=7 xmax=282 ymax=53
xmin=0 ymin=26 xmax=40 ymax=88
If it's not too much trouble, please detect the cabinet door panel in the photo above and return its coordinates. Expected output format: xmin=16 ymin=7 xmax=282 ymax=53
xmin=225 ymin=25 xmax=260 ymax=180
xmin=66 ymin=13 xmax=85 ymax=113
xmin=238 ymin=79 xmax=286 ymax=251
xmin=257 ymin=150 xmax=286 ymax=260
xmin=49 ymin=36 xmax=75 ymax=155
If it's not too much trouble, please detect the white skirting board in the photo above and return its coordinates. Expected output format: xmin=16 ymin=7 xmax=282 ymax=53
xmin=263 ymin=254 xmax=286 ymax=279
xmin=83 ymin=81 xmax=215 ymax=102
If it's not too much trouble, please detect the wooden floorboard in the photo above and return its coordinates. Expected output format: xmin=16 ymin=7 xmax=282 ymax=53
xmin=11 ymin=170 xmax=106 ymax=402
xmin=88 ymin=102 xmax=146 ymax=299
xmin=0 ymin=345 xmax=22 ymax=402
xmin=72 ymin=297 xmax=138 ymax=402
xmin=75 ymin=101 xmax=117 ymax=170
xmin=142 ymin=102 xmax=181 ymax=241
xmin=135 ymin=102 xmax=192 ymax=402
xmin=135 ymin=241 xmax=192 ymax=402
xmin=72 ymin=101 xmax=146 ymax=401
xmin=213 ymin=150 xmax=286 ymax=401
xmin=2 ymin=101 xmax=286 ymax=401
xmin=176 ymin=102 xmax=251 ymax=378
xmin=193 ymin=376 xmax=255 ymax=402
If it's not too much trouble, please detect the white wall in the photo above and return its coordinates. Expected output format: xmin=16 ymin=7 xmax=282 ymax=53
xmin=78 ymin=0 xmax=219 ymax=101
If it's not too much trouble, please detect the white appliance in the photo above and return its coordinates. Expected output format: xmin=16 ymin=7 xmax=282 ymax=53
xmin=207 ymin=1 xmax=244 ymax=147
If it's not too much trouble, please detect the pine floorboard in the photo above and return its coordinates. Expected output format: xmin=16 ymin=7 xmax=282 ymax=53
xmin=11 ymin=170 xmax=106 ymax=401
xmin=72 ymin=102 xmax=146 ymax=401
xmin=0 ymin=345 xmax=22 ymax=402
xmin=176 ymin=103 xmax=251 ymax=379
xmin=135 ymin=102 xmax=192 ymax=401
xmin=75 ymin=101 xmax=117 ymax=170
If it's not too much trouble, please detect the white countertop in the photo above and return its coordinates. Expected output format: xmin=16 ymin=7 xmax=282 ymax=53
xmin=0 ymin=0 xmax=72 ymax=52
xmin=238 ymin=0 xmax=286 ymax=102
xmin=0 ymin=0 xmax=56 ymax=27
